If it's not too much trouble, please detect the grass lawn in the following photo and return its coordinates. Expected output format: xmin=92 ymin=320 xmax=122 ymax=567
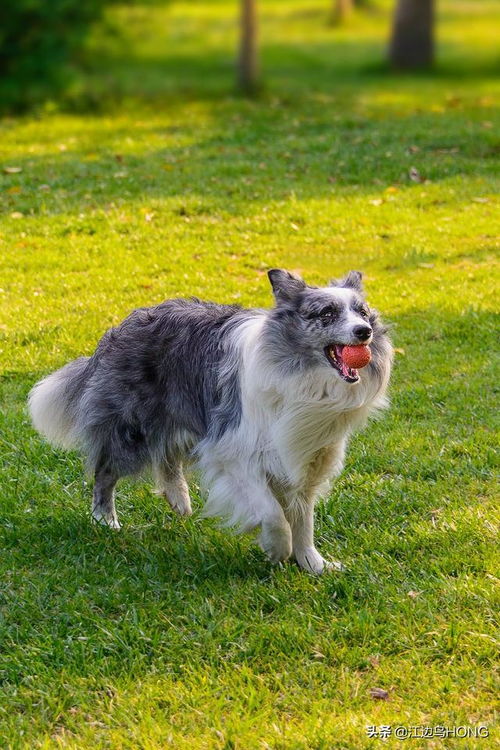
xmin=0 ymin=0 xmax=499 ymax=747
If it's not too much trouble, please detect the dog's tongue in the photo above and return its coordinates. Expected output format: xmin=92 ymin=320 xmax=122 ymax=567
xmin=333 ymin=345 xmax=353 ymax=378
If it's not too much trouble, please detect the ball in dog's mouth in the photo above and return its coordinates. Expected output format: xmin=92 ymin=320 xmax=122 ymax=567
xmin=324 ymin=344 xmax=371 ymax=383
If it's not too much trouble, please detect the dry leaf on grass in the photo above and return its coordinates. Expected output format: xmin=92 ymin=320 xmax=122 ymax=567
xmin=409 ymin=167 xmax=425 ymax=183
xmin=312 ymin=649 xmax=325 ymax=660
xmin=370 ymin=687 xmax=389 ymax=700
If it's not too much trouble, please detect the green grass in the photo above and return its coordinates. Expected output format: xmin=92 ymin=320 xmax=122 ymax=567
xmin=1 ymin=0 xmax=499 ymax=747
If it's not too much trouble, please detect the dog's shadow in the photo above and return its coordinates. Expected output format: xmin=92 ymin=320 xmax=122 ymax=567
xmin=8 ymin=507 xmax=275 ymax=587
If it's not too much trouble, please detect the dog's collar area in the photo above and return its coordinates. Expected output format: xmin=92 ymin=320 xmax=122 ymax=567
xmin=324 ymin=344 xmax=360 ymax=383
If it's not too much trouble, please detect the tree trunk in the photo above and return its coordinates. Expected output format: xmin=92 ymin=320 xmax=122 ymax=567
xmin=331 ymin=0 xmax=353 ymax=25
xmin=389 ymin=0 xmax=434 ymax=68
xmin=238 ymin=0 xmax=258 ymax=93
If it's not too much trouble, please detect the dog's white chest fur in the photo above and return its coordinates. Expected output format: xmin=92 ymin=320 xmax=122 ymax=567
xmin=259 ymin=374 xmax=382 ymax=487
xmin=199 ymin=315 xmax=390 ymax=532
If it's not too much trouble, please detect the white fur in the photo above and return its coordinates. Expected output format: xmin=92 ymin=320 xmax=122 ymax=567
xmin=28 ymin=370 xmax=79 ymax=450
xmin=199 ymin=314 xmax=391 ymax=573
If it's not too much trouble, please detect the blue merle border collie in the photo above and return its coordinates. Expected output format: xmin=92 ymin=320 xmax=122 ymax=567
xmin=29 ymin=269 xmax=392 ymax=574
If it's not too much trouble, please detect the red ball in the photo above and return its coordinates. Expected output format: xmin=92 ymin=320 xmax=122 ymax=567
xmin=343 ymin=345 xmax=371 ymax=369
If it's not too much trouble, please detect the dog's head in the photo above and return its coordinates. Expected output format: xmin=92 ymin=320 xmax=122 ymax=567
xmin=264 ymin=269 xmax=389 ymax=384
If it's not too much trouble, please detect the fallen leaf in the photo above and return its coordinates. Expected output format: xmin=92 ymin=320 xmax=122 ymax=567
xmin=481 ymin=121 xmax=493 ymax=129
xmin=3 ymin=166 xmax=22 ymax=174
xmin=407 ymin=145 xmax=420 ymax=154
xmin=312 ymin=650 xmax=325 ymax=660
xmin=7 ymin=186 xmax=22 ymax=194
xmin=472 ymin=197 xmax=489 ymax=204
xmin=409 ymin=167 xmax=424 ymax=183
xmin=407 ymin=590 xmax=422 ymax=599
xmin=385 ymin=186 xmax=398 ymax=193
xmin=290 ymin=223 xmax=300 ymax=231
xmin=369 ymin=198 xmax=383 ymax=206
xmin=114 ymin=171 xmax=127 ymax=178
xmin=39 ymin=184 xmax=51 ymax=191
xmin=418 ymin=262 xmax=435 ymax=269
xmin=430 ymin=508 xmax=442 ymax=528
xmin=370 ymin=687 xmax=389 ymax=700
xmin=394 ymin=347 xmax=405 ymax=356
xmin=10 ymin=211 xmax=24 ymax=219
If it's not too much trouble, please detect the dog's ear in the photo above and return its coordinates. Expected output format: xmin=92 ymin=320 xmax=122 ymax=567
xmin=331 ymin=270 xmax=364 ymax=293
xmin=268 ymin=269 xmax=306 ymax=304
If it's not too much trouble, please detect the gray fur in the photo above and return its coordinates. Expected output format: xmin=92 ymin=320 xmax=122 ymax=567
xmin=65 ymin=298 xmax=251 ymax=477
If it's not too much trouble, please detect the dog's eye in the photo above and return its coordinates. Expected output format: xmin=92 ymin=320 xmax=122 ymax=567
xmin=319 ymin=308 xmax=334 ymax=322
xmin=359 ymin=307 xmax=369 ymax=319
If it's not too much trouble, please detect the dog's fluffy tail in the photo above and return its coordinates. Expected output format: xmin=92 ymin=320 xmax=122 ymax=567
xmin=28 ymin=357 xmax=90 ymax=449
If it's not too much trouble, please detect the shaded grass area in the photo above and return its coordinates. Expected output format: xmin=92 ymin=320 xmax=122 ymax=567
xmin=0 ymin=0 xmax=499 ymax=747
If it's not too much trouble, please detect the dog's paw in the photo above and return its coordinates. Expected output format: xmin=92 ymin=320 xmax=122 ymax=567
xmin=155 ymin=488 xmax=193 ymax=517
xmin=167 ymin=494 xmax=193 ymax=517
xmin=259 ymin=524 xmax=293 ymax=564
xmin=170 ymin=497 xmax=193 ymax=517
xmin=294 ymin=546 xmax=344 ymax=575
xmin=92 ymin=508 xmax=121 ymax=530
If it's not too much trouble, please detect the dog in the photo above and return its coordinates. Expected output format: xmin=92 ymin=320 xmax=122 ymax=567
xmin=29 ymin=269 xmax=392 ymax=573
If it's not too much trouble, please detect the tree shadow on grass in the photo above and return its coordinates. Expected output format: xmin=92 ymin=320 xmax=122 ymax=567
xmin=60 ymin=33 xmax=500 ymax=114
xmin=1 ymin=92 xmax=497 ymax=225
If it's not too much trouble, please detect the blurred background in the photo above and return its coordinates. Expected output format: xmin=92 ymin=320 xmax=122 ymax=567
xmin=1 ymin=0 xmax=498 ymax=113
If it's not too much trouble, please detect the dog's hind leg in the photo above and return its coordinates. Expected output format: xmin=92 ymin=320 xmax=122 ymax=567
xmin=92 ymin=463 xmax=120 ymax=529
xmin=153 ymin=462 xmax=192 ymax=517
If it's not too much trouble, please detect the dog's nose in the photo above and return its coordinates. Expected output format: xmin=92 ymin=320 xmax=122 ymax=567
xmin=353 ymin=325 xmax=372 ymax=341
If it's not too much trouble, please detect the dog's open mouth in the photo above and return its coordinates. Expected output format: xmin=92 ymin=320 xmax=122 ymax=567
xmin=324 ymin=345 xmax=359 ymax=383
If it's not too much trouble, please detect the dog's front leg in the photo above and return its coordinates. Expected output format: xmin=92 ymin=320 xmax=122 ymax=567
xmin=290 ymin=502 xmax=343 ymax=574
xmin=205 ymin=470 xmax=292 ymax=564
xmin=242 ymin=479 xmax=292 ymax=564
